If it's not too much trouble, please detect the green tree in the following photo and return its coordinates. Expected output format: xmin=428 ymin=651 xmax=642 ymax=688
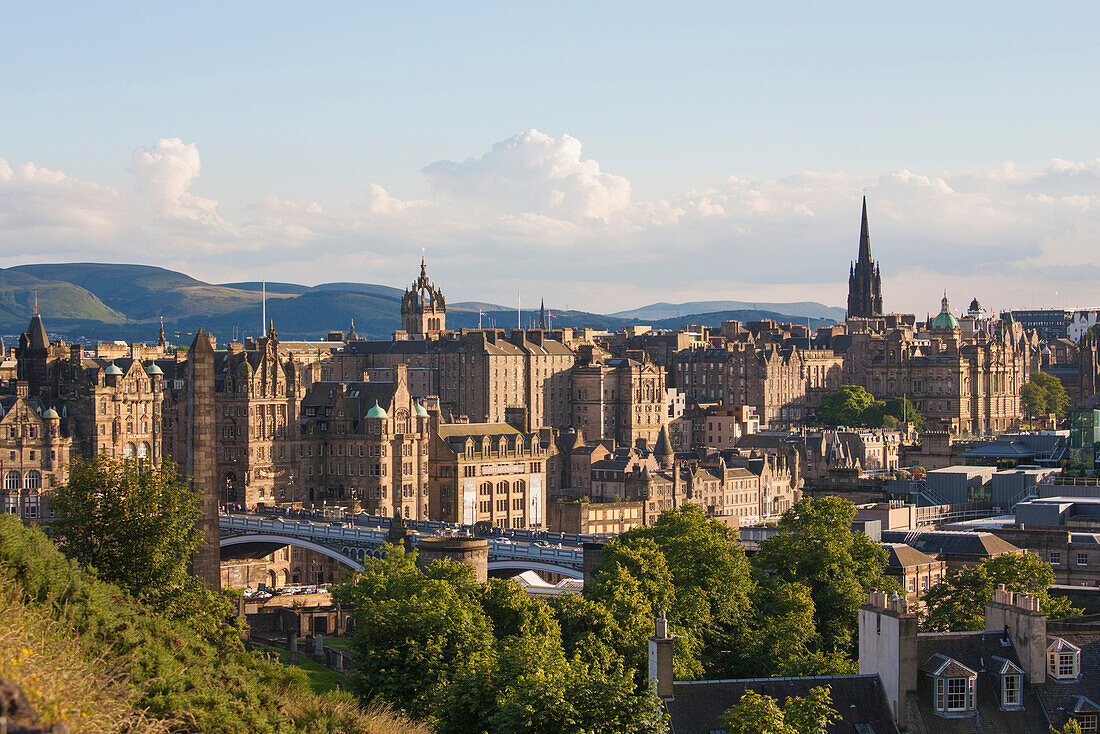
xmin=1028 ymin=372 xmax=1070 ymax=417
xmin=1051 ymin=720 xmax=1083 ymax=734
xmin=333 ymin=545 xmax=497 ymax=721
xmin=720 ymin=685 xmax=839 ymax=734
xmin=51 ymin=456 xmax=199 ymax=594
xmin=1021 ymin=381 xmax=1045 ymax=419
xmin=816 ymin=385 xmax=877 ymax=427
xmin=589 ymin=505 xmax=755 ymax=679
xmin=883 ymin=396 xmax=924 ymax=432
xmin=752 ymin=497 xmax=894 ymax=655
xmin=49 ymin=456 xmax=241 ymax=649
xmin=921 ymin=553 xmax=1080 ymax=632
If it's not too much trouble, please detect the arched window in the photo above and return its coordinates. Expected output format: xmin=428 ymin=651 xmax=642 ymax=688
xmin=496 ymin=481 xmax=508 ymax=495
xmin=513 ymin=480 xmax=525 ymax=494
xmin=479 ymin=482 xmax=492 ymax=496
xmin=4 ymin=471 xmax=20 ymax=490
xmin=123 ymin=443 xmax=136 ymax=459
xmin=24 ymin=471 xmax=41 ymax=490
xmin=138 ymin=442 xmax=150 ymax=460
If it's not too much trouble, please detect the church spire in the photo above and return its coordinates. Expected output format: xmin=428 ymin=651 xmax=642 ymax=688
xmin=858 ymin=195 xmax=871 ymax=263
xmin=539 ymin=299 xmax=546 ymax=330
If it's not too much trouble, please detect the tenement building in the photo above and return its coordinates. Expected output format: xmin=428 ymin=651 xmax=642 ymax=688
xmin=0 ymin=381 xmax=72 ymax=521
xmin=297 ymin=364 xmax=431 ymax=518
xmin=429 ymin=420 xmax=549 ymax=529
xmin=571 ymin=348 xmax=667 ymax=448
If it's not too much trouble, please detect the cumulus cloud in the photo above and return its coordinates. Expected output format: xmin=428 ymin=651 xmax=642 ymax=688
xmin=3 ymin=131 xmax=1100 ymax=313
xmin=422 ymin=129 xmax=632 ymax=222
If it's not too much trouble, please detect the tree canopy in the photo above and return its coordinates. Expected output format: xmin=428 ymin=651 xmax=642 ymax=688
xmin=816 ymin=386 xmax=924 ymax=431
xmin=49 ymin=456 xmax=241 ymax=649
xmin=1021 ymin=372 xmax=1070 ymax=419
xmin=753 ymin=497 xmax=895 ymax=655
xmin=921 ymin=552 xmax=1080 ymax=632
xmin=720 ymin=685 xmax=839 ymax=734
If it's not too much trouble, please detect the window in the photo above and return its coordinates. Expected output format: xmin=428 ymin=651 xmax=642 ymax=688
xmin=1051 ymin=552 xmax=1062 ymax=565
xmin=1079 ymin=715 xmax=1098 ymax=734
xmin=1078 ymin=553 xmax=1089 ymax=566
xmin=3 ymin=472 xmax=19 ymax=490
xmin=24 ymin=471 xmax=41 ymax=490
xmin=1059 ymin=653 xmax=1076 ymax=677
xmin=1002 ymin=674 xmax=1020 ymax=707
xmin=946 ymin=677 xmax=969 ymax=711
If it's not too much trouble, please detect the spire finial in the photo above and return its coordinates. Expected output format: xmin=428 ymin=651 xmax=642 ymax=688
xmin=420 ymin=249 xmax=427 ymax=280
xmin=33 ymin=288 xmax=38 ymax=316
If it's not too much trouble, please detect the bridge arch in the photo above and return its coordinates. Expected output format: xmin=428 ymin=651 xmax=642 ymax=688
xmin=486 ymin=560 xmax=583 ymax=579
xmin=220 ymin=533 xmax=364 ymax=572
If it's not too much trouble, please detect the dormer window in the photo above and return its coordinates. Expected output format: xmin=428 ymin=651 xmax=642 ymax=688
xmin=1002 ymin=673 xmax=1021 ymax=707
xmin=936 ymin=676 xmax=975 ymax=713
xmin=1048 ymin=638 xmax=1081 ymax=680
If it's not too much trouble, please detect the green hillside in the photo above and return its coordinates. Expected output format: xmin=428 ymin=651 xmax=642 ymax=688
xmin=0 ymin=269 xmax=127 ymax=329
xmin=12 ymin=263 xmax=271 ymax=321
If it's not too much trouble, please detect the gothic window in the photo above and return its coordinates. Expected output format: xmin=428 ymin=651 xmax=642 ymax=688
xmin=123 ymin=443 xmax=136 ymax=459
xmin=138 ymin=443 xmax=150 ymax=460
xmin=4 ymin=472 xmax=20 ymax=490
xmin=24 ymin=471 xmax=40 ymax=490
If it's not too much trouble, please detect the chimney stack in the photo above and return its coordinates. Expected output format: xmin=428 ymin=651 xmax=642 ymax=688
xmin=648 ymin=611 xmax=675 ymax=701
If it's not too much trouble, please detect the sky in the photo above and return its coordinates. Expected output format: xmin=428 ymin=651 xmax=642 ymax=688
xmin=2 ymin=1 xmax=1099 ymax=315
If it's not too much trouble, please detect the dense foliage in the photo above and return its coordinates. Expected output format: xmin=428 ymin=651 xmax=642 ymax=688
xmin=50 ymin=456 xmax=242 ymax=649
xmin=0 ymin=514 xmax=427 ymax=733
xmin=921 ymin=552 xmax=1080 ymax=632
xmin=720 ymin=685 xmax=839 ymax=734
xmin=816 ymin=385 xmax=924 ymax=431
xmin=333 ymin=547 xmax=667 ymax=733
xmin=337 ymin=499 xmax=899 ymax=731
xmin=1021 ymin=372 xmax=1070 ymax=419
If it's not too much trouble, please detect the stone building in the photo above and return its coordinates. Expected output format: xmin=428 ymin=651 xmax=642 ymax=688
xmin=428 ymin=420 xmax=549 ymax=529
xmin=571 ymin=349 xmax=666 ymax=448
xmin=297 ymin=364 xmax=431 ymax=518
xmin=672 ymin=344 xmax=842 ymax=428
xmin=15 ymin=310 xmax=167 ymax=465
xmin=841 ymin=293 xmax=1031 ymax=435
xmin=0 ymin=381 xmax=71 ymax=521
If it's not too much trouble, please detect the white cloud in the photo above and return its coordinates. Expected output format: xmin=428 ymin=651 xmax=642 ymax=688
xmin=3 ymin=131 xmax=1100 ymax=314
xmin=422 ymin=129 xmax=632 ymax=222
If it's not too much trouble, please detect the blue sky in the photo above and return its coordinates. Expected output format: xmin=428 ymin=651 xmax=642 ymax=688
xmin=2 ymin=2 xmax=1099 ymax=313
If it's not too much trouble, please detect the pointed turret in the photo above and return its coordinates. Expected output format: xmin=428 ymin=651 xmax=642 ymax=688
xmin=539 ymin=299 xmax=546 ymax=330
xmin=157 ymin=316 xmax=167 ymax=348
xmin=654 ymin=425 xmax=674 ymax=469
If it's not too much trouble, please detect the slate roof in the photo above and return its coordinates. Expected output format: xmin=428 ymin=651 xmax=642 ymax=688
xmin=666 ymin=674 xmax=898 ymax=734
xmin=883 ymin=543 xmax=940 ymax=570
xmin=913 ymin=631 xmax=1049 ymax=733
xmin=881 ymin=530 xmax=1021 ymax=560
xmin=1039 ymin=629 xmax=1100 ymax=732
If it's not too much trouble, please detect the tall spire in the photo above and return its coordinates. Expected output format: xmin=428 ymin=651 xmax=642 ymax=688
xmin=539 ymin=299 xmax=546 ymax=330
xmin=420 ymin=250 xmax=427 ymax=281
xmin=33 ymin=287 xmax=39 ymax=316
xmin=858 ymin=195 xmax=871 ymax=263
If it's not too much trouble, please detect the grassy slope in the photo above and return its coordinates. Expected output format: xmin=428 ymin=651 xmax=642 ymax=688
xmin=11 ymin=263 xmax=267 ymax=321
xmin=0 ymin=269 xmax=127 ymax=327
xmin=0 ymin=515 xmax=430 ymax=734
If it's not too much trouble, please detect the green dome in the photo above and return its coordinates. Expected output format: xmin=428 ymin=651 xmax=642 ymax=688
xmin=145 ymin=363 xmax=164 ymax=375
xmin=931 ymin=291 xmax=960 ymax=331
xmin=104 ymin=363 xmax=123 ymax=376
xmin=366 ymin=400 xmax=388 ymax=419
xmin=42 ymin=408 xmax=59 ymax=420
xmin=415 ymin=401 xmax=429 ymax=418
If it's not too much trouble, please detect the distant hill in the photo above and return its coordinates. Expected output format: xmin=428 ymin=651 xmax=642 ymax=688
xmin=219 ymin=281 xmax=313 ymax=295
xmin=12 ymin=263 xmax=268 ymax=321
xmin=0 ymin=262 xmax=843 ymax=342
xmin=611 ymin=300 xmax=846 ymax=324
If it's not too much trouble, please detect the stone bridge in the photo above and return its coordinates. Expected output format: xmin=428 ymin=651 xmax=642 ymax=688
xmin=219 ymin=515 xmax=584 ymax=579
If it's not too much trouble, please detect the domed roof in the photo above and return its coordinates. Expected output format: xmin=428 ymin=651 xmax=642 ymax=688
xmin=145 ymin=363 xmax=164 ymax=375
xmin=968 ymin=297 xmax=981 ymax=312
xmin=931 ymin=291 xmax=960 ymax=331
xmin=42 ymin=407 xmax=59 ymax=419
xmin=414 ymin=400 xmax=429 ymax=418
xmin=366 ymin=400 xmax=388 ymax=419
xmin=104 ymin=362 xmax=123 ymax=376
